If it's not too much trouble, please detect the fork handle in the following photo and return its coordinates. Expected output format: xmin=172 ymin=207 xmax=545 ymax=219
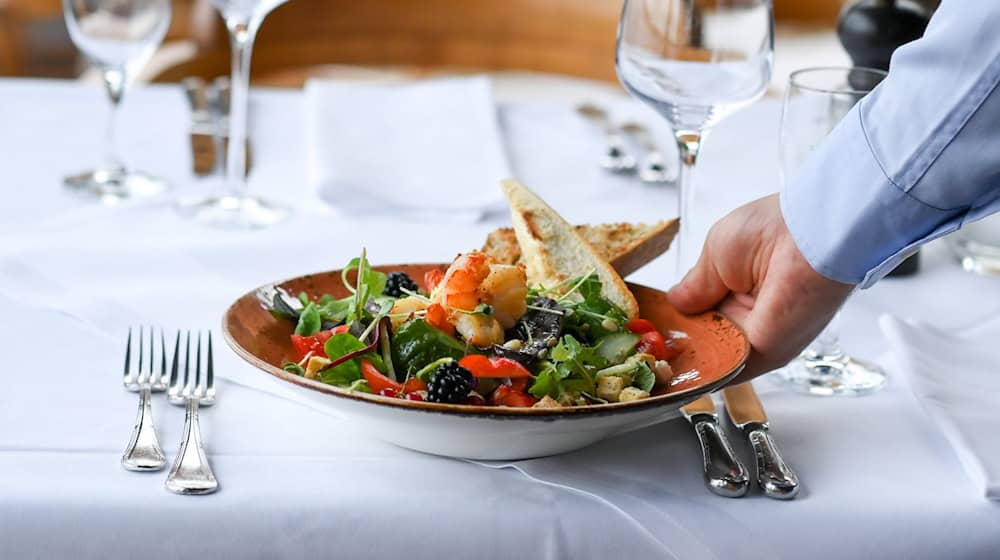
xmin=692 ymin=416 xmax=749 ymax=498
xmin=165 ymin=399 xmax=219 ymax=495
xmin=746 ymin=426 xmax=800 ymax=500
xmin=121 ymin=385 xmax=166 ymax=471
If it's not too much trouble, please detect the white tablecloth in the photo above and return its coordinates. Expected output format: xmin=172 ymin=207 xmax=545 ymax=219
xmin=1 ymin=78 xmax=998 ymax=560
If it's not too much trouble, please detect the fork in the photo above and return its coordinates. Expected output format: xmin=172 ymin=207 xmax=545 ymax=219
xmin=620 ymin=122 xmax=675 ymax=185
xmin=121 ymin=326 xmax=168 ymax=471
xmin=576 ymin=103 xmax=638 ymax=173
xmin=165 ymin=331 xmax=219 ymax=495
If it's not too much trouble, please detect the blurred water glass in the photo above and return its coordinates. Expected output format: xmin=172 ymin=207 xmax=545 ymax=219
xmin=949 ymin=214 xmax=1000 ymax=275
xmin=774 ymin=66 xmax=889 ymax=397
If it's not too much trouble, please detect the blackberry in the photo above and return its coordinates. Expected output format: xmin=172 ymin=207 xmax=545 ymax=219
xmin=427 ymin=361 xmax=473 ymax=404
xmin=384 ymin=271 xmax=419 ymax=298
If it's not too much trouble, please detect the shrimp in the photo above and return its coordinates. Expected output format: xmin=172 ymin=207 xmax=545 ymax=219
xmin=454 ymin=313 xmax=505 ymax=347
xmin=434 ymin=252 xmax=529 ymax=344
xmin=437 ymin=252 xmax=492 ymax=311
xmin=480 ymin=264 xmax=527 ymax=329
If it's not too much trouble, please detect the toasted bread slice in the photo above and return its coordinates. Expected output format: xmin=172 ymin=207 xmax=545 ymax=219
xmin=482 ymin=220 xmax=678 ymax=278
xmin=500 ymin=179 xmax=640 ymax=319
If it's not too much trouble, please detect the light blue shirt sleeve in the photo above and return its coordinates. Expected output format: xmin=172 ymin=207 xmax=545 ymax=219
xmin=780 ymin=0 xmax=1000 ymax=288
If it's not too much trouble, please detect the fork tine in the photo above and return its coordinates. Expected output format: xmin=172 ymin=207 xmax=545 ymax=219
xmin=183 ymin=331 xmax=192 ymax=396
xmin=206 ymin=332 xmax=214 ymax=392
xmin=194 ymin=332 xmax=203 ymax=395
xmin=159 ymin=330 xmax=168 ymax=386
xmin=169 ymin=331 xmax=181 ymax=393
xmin=148 ymin=327 xmax=155 ymax=380
xmin=123 ymin=327 xmax=133 ymax=378
xmin=137 ymin=325 xmax=146 ymax=383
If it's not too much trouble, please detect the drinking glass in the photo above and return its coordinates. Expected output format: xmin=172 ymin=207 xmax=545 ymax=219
xmin=774 ymin=66 xmax=888 ymax=397
xmin=62 ymin=0 xmax=171 ymax=201
xmin=181 ymin=0 xmax=290 ymax=228
xmin=616 ymin=0 xmax=773 ymax=273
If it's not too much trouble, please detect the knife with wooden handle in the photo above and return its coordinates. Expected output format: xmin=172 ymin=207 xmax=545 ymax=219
xmin=722 ymin=383 xmax=800 ymax=500
xmin=681 ymin=395 xmax=749 ymax=498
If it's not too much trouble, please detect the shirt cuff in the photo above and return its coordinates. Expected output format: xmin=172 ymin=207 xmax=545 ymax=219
xmin=780 ymin=105 xmax=961 ymax=288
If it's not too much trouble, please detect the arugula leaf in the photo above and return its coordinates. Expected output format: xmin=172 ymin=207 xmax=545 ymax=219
xmin=559 ymin=274 xmax=629 ymax=342
xmin=528 ymin=362 xmax=561 ymax=398
xmin=282 ymin=362 xmax=305 ymax=375
xmin=294 ymin=302 xmax=322 ymax=336
xmin=529 ymin=335 xmax=607 ymax=399
xmin=391 ymin=320 xmax=466 ymax=375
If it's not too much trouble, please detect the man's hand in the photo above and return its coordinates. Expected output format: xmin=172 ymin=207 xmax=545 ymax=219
xmin=668 ymin=194 xmax=854 ymax=383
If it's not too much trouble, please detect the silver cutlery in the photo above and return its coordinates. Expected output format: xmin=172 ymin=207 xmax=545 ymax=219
xmin=681 ymin=395 xmax=750 ymax=498
xmin=121 ymin=326 xmax=168 ymax=472
xmin=621 ymin=122 xmax=675 ymax=184
xmin=722 ymin=383 xmax=800 ymax=500
xmin=576 ymin=103 xmax=637 ymax=173
xmin=165 ymin=330 xmax=219 ymax=495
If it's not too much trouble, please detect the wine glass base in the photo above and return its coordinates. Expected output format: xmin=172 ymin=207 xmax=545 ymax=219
xmin=176 ymin=195 xmax=288 ymax=228
xmin=64 ymin=168 xmax=166 ymax=204
xmin=772 ymin=355 xmax=887 ymax=397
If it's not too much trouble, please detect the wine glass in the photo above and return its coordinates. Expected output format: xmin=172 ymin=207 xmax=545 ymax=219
xmin=180 ymin=0 xmax=290 ymax=228
xmin=62 ymin=0 xmax=171 ymax=202
xmin=774 ymin=66 xmax=888 ymax=397
xmin=616 ymin=0 xmax=773 ymax=274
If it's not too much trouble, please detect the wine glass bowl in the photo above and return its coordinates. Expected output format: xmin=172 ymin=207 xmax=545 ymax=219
xmin=616 ymin=0 xmax=774 ymax=273
xmin=774 ymin=66 xmax=888 ymax=397
xmin=62 ymin=0 xmax=171 ymax=202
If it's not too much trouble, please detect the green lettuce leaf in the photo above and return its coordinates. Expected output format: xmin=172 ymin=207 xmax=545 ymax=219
xmin=294 ymin=302 xmax=322 ymax=336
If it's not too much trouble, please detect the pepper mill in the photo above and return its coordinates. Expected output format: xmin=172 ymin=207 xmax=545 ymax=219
xmin=837 ymin=0 xmax=934 ymax=277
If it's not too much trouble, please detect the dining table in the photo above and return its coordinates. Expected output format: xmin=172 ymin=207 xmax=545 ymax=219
xmin=1 ymin=76 xmax=998 ymax=560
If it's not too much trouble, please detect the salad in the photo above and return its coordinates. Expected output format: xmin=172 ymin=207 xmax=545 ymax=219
xmin=273 ymin=250 xmax=685 ymax=408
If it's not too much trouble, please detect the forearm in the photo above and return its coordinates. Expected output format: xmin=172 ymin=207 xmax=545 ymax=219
xmin=781 ymin=0 xmax=1000 ymax=287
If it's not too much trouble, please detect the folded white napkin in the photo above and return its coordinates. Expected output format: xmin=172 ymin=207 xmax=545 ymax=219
xmin=304 ymin=76 xmax=510 ymax=221
xmin=880 ymin=314 xmax=1000 ymax=500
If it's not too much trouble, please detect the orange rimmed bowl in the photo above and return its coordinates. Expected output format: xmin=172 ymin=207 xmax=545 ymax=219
xmin=222 ymin=264 xmax=749 ymax=460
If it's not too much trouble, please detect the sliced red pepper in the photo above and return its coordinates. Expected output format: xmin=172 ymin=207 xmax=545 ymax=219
xmin=490 ymin=384 xmax=538 ymax=407
xmin=459 ymin=355 xmax=532 ymax=378
xmin=361 ymin=359 xmax=402 ymax=394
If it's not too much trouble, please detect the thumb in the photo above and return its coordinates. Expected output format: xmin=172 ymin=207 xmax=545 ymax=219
xmin=667 ymin=246 xmax=729 ymax=314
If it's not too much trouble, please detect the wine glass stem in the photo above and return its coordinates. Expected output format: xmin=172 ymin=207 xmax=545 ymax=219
xmin=674 ymin=130 xmax=705 ymax=276
xmin=225 ymin=19 xmax=257 ymax=199
xmin=102 ymin=68 xmax=126 ymax=173
xmin=804 ymin=311 xmax=846 ymax=362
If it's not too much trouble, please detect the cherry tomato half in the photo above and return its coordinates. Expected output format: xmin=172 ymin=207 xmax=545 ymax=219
xmin=490 ymin=385 xmax=538 ymax=408
xmin=625 ymin=319 xmax=658 ymax=334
